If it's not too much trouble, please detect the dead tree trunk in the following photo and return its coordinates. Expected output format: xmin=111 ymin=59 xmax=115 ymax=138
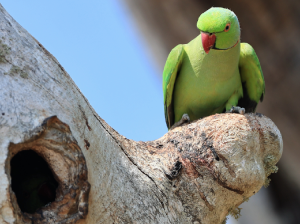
xmin=0 ymin=4 xmax=282 ymax=224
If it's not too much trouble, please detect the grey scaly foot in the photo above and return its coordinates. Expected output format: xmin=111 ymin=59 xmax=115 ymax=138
xmin=226 ymin=106 xmax=245 ymax=115
xmin=170 ymin=114 xmax=190 ymax=130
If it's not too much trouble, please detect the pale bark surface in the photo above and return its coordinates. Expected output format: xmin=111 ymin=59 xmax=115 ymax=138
xmin=0 ymin=4 xmax=282 ymax=224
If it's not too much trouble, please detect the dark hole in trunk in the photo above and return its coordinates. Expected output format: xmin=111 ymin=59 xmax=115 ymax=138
xmin=10 ymin=150 xmax=58 ymax=214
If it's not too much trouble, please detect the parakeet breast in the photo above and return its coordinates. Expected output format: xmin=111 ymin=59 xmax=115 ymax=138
xmin=173 ymin=35 xmax=242 ymax=122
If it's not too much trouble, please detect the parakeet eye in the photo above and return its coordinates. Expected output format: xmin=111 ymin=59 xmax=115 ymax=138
xmin=224 ymin=23 xmax=231 ymax=32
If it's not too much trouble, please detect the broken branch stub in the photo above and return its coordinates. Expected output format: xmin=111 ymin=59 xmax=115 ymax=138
xmin=110 ymin=113 xmax=283 ymax=224
xmin=0 ymin=3 xmax=282 ymax=224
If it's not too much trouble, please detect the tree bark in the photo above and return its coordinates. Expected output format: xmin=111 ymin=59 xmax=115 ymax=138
xmin=0 ymin=4 xmax=282 ymax=224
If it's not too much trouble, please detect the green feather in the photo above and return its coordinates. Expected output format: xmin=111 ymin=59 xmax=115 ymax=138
xmin=163 ymin=44 xmax=184 ymax=128
xmin=238 ymin=43 xmax=265 ymax=111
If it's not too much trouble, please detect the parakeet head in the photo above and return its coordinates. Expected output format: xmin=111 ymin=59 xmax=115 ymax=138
xmin=197 ymin=7 xmax=240 ymax=54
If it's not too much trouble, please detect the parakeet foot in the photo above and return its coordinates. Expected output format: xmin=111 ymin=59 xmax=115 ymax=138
xmin=170 ymin=114 xmax=190 ymax=130
xmin=226 ymin=106 xmax=245 ymax=115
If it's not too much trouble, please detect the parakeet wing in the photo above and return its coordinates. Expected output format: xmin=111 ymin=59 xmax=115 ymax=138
xmin=163 ymin=44 xmax=184 ymax=129
xmin=238 ymin=43 xmax=265 ymax=112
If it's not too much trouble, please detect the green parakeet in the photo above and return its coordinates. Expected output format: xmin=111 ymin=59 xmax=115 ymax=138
xmin=163 ymin=7 xmax=265 ymax=129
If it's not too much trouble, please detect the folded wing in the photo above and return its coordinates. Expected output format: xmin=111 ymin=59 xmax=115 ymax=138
xmin=238 ymin=43 xmax=265 ymax=112
xmin=163 ymin=45 xmax=184 ymax=129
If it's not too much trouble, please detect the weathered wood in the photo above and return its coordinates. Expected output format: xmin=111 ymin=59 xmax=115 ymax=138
xmin=0 ymin=4 xmax=282 ymax=224
xmin=6 ymin=116 xmax=90 ymax=224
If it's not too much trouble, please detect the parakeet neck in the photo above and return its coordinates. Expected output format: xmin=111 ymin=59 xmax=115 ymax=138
xmin=186 ymin=35 xmax=240 ymax=81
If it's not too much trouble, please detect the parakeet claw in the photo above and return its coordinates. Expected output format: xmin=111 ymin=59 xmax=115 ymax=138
xmin=170 ymin=114 xmax=190 ymax=130
xmin=227 ymin=106 xmax=245 ymax=115
xmin=181 ymin=113 xmax=190 ymax=122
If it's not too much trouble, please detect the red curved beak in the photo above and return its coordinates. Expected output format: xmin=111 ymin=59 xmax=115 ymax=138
xmin=201 ymin=32 xmax=216 ymax=54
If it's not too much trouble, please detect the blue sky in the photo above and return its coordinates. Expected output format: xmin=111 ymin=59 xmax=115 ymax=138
xmin=1 ymin=0 xmax=168 ymax=141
